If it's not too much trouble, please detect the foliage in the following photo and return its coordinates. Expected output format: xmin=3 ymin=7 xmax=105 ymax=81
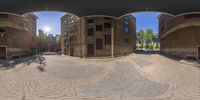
xmin=137 ymin=29 xmax=146 ymax=48
xmin=37 ymin=29 xmax=46 ymax=50
xmin=55 ymin=35 xmax=61 ymax=45
xmin=136 ymin=29 xmax=160 ymax=50
xmin=146 ymin=29 xmax=153 ymax=44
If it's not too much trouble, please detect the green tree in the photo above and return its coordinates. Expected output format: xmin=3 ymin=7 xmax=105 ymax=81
xmin=146 ymin=29 xmax=154 ymax=44
xmin=37 ymin=29 xmax=46 ymax=50
xmin=137 ymin=29 xmax=146 ymax=48
xmin=55 ymin=35 xmax=61 ymax=45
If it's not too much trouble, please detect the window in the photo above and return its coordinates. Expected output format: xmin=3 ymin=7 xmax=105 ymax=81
xmin=185 ymin=14 xmax=200 ymax=19
xmin=160 ymin=26 xmax=165 ymax=32
xmin=124 ymin=17 xmax=129 ymax=20
xmin=96 ymin=25 xmax=103 ymax=31
xmin=70 ymin=36 xmax=74 ymax=41
xmin=124 ymin=27 xmax=129 ymax=32
xmin=104 ymin=23 xmax=111 ymax=28
xmin=104 ymin=17 xmax=112 ymax=20
xmin=87 ymin=19 xmax=94 ymax=24
xmin=125 ymin=21 xmax=129 ymax=25
xmin=96 ymin=38 xmax=103 ymax=50
xmin=0 ymin=28 xmax=5 ymax=32
xmin=104 ymin=34 xmax=111 ymax=45
xmin=124 ymin=38 xmax=129 ymax=43
xmin=87 ymin=28 xmax=94 ymax=36
xmin=160 ymin=20 xmax=164 ymax=25
xmin=0 ymin=14 xmax=8 ymax=18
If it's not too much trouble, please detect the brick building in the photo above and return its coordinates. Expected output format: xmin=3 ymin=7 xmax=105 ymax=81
xmin=0 ymin=13 xmax=37 ymax=59
xmin=45 ymin=34 xmax=61 ymax=52
xmin=61 ymin=14 xmax=136 ymax=57
xmin=159 ymin=13 xmax=200 ymax=59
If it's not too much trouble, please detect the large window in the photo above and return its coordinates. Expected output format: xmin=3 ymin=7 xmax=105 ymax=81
xmin=96 ymin=38 xmax=103 ymax=50
xmin=96 ymin=25 xmax=103 ymax=31
xmin=87 ymin=28 xmax=94 ymax=36
xmin=104 ymin=23 xmax=111 ymax=28
xmin=124 ymin=17 xmax=129 ymax=33
xmin=87 ymin=19 xmax=94 ymax=24
xmin=104 ymin=34 xmax=111 ymax=45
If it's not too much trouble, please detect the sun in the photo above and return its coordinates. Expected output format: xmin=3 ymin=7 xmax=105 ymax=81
xmin=44 ymin=26 xmax=51 ymax=33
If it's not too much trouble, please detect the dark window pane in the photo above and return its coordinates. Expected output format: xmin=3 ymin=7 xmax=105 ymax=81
xmin=160 ymin=26 xmax=165 ymax=32
xmin=0 ymin=28 xmax=5 ymax=32
xmin=104 ymin=23 xmax=111 ymax=28
xmin=96 ymin=25 xmax=103 ymax=31
xmin=104 ymin=17 xmax=112 ymax=20
xmin=104 ymin=34 xmax=111 ymax=45
xmin=96 ymin=38 xmax=103 ymax=50
xmin=125 ymin=21 xmax=129 ymax=25
xmin=87 ymin=19 xmax=94 ymax=24
xmin=124 ymin=27 xmax=128 ymax=32
xmin=70 ymin=36 xmax=74 ymax=41
xmin=125 ymin=38 xmax=129 ymax=43
xmin=124 ymin=17 xmax=129 ymax=20
xmin=87 ymin=28 xmax=94 ymax=36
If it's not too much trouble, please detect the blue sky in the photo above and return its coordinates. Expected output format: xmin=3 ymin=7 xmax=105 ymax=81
xmin=133 ymin=12 xmax=160 ymax=34
xmin=34 ymin=11 xmax=65 ymax=36
xmin=35 ymin=12 xmax=160 ymax=35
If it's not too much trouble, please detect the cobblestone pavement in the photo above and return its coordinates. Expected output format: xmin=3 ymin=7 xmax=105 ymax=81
xmin=0 ymin=54 xmax=199 ymax=100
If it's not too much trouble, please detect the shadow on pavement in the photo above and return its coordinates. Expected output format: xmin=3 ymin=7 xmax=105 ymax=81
xmin=135 ymin=50 xmax=160 ymax=55
xmin=0 ymin=55 xmax=44 ymax=70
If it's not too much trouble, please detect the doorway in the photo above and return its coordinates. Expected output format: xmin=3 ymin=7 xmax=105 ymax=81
xmin=70 ymin=48 xmax=74 ymax=56
xmin=198 ymin=46 xmax=200 ymax=59
xmin=87 ymin=44 xmax=94 ymax=56
xmin=0 ymin=46 xmax=6 ymax=59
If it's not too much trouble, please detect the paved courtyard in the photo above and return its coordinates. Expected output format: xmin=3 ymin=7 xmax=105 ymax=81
xmin=0 ymin=54 xmax=199 ymax=100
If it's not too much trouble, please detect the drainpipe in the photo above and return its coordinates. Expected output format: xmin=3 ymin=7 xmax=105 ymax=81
xmin=111 ymin=20 xmax=114 ymax=58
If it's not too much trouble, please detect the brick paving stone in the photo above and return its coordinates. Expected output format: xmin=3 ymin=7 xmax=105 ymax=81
xmin=0 ymin=55 xmax=199 ymax=100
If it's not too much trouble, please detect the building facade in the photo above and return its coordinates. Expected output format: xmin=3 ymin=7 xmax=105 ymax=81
xmin=0 ymin=13 xmax=37 ymax=59
xmin=159 ymin=13 xmax=200 ymax=59
xmin=61 ymin=14 xmax=136 ymax=57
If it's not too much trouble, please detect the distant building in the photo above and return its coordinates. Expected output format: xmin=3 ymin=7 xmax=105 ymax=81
xmin=159 ymin=13 xmax=200 ymax=59
xmin=0 ymin=13 xmax=37 ymax=59
xmin=61 ymin=14 xmax=136 ymax=57
xmin=45 ymin=34 xmax=61 ymax=52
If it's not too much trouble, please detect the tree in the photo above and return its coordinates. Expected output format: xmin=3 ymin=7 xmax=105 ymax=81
xmin=55 ymin=35 xmax=61 ymax=52
xmin=55 ymin=35 xmax=61 ymax=45
xmin=37 ymin=29 xmax=46 ymax=51
xmin=137 ymin=29 xmax=146 ymax=49
xmin=146 ymin=29 xmax=153 ymax=44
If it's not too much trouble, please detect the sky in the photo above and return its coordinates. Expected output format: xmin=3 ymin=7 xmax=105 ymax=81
xmin=133 ymin=12 xmax=160 ymax=34
xmin=34 ymin=11 xmax=65 ymax=36
xmin=34 ymin=11 xmax=160 ymax=35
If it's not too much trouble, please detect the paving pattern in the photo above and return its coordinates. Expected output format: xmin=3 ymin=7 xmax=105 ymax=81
xmin=0 ymin=54 xmax=199 ymax=100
